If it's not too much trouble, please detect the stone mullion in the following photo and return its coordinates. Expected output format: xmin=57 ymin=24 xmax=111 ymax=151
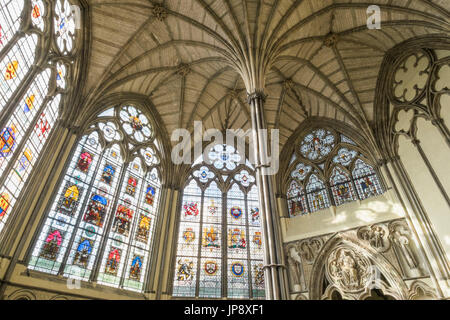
xmin=0 ymin=65 xmax=41 ymax=128
xmin=245 ymin=192 xmax=254 ymax=299
xmin=0 ymin=123 xmax=69 ymax=255
xmin=248 ymin=92 xmax=289 ymax=300
xmin=57 ymin=140 xmax=105 ymax=276
xmin=19 ymin=125 xmax=77 ymax=262
xmin=0 ymin=95 xmax=52 ymax=189
xmin=118 ymin=168 xmax=146 ymax=289
xmin=89 ymin=163 xmax=128 ymax=282
xmin=153 ymin=187 xmax=178 ymax=299
xmin=221 ymin=188 xmax=227 ymax=298
xmin=194 ymin=188 xmax=205 ymax=297
xmin=0 ymin=124 xmax=72 ymax=298
xmin=411 ymin=139 xmax=450 ymax=206
xmin=0 ymin=32 xmax=21 ymax=63
xmin=143 ymin=184 xmax=168 ymax=296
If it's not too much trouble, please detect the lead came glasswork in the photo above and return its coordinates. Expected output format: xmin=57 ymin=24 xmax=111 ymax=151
xmin=29 ymin=105 xmax=162 ymax=292
xmin=172 ymin=145 xmax=265 ymax=299
xmin=0 ymin=1 xmax=76 ymax=237
xmin=287 ymin=128 xmax=384 ymax=217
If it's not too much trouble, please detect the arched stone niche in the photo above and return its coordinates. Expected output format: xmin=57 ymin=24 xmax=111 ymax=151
xmin=309 ymin=234 xmax=409 ymax=300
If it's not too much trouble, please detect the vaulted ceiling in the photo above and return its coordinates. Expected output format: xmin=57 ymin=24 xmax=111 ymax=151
xmin=78 ymin=0 xmax=450 ymax=149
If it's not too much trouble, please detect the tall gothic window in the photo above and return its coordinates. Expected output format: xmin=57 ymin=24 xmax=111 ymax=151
xmin=172 ymin=145 xmax=265 ymax=299
xmin=0 ymin=1 xmax=77 ymax=235
xmin=286 ymin=129 xmax=383 ymax=217
xmin=28 ymin=105 xmax=162 ymax=293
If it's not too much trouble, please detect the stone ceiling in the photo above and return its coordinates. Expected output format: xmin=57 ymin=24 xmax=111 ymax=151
xmin=78 ymin=0 xmax=450 ymax=149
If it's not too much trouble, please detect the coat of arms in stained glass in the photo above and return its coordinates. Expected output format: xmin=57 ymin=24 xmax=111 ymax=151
xmin=253 ymin=263 xmax=264 ymax=287
xmin=35 ymin=113 xmax=51 ymax=141
xmin=112 ymin=205 xmax=134 ymax=236
xmin=176 ymin=259 xmax=194 ymax=282
xmin=0 ymin=192 xmax=10 ymax=219
xmin=183 ymin=202 xmax=199 ymax=218
xmin=252 ymin=232 xmax=262 ymax=249
xmin=125 ymin=176 xmax=137 ymax=196
xmin=40 ymin=229 xmax=63 ymax=261
xmin=105 ymin=247 xmax=121 ymax=275
xmin=204 ymin=260 xmax=218 ymax=276
xmin=183 ymin=227 xmax=195 ymax=243
xmin=0 ymin=126 xmax=17 ymax=157
xmin=58 ymin=183 xmax=82 ymax=216
xmin=202 ymin=226 xmax=220 ymax=250
xmin=77 ymin=151 xmax=92 ymax=173
xmin=101 ymin=164 xmax=115 ymax=185
xmin=4 ymin=60 xmax=18 ymax=80
xmin=74 ymin=238 xmax=93 ymax=268
xmin=145 ymin=185 xmax=155 ymax=205
xmin=24 ymin=94 xmax=35 ymax=112
xmin=230 ymin=206 xmax=243 ymax=219
xmin=17 ymin=148 xmax=32 ymax=174
xmin=250 ymin=207 xmax=259 ymax=223
xmin=136 ymin=214 xmax=151 ymax=243
xmin=83 ymin=194 xmax=108 ymax=227
xmin=231 ymin=262 xmax=244 ymax=277
xmin=228 ymin=228 xmax=246 ymax=249
xmin=129 ymin=255 xmax=143 ymax=280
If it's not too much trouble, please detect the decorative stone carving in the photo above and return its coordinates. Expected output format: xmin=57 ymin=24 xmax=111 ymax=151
xmin=357 ymin=224 xmax=390 ymax=252
xmin=408 ymin=280 xmax=438 ymax=300
xmin=286 ymin=245 xmax=303 ymax=291
xmin=176 ymin=63 xmax=191 ymax=77
xmin=392 ymin=51 xmax=431 ymax=103
xmin=325 ymin=247 xmax=372 ymax=292
xmin=323 ymin=33 xmax=339 ymax=48
xmin=388 ymin=221 xmax=419 ymax=272
xmin=283 ymin=79 xmax=295 ymax=91
xmin=152 ymin=4 xmax=168 ymax=21
xmin=298 ymin=238 xmax=323 ymax=264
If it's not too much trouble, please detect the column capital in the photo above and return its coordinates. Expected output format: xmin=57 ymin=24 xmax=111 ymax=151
xmin=57 ymin=118 xmax=81 ymax=135
xmin=247 ymin=90 xmax=267 ymax=104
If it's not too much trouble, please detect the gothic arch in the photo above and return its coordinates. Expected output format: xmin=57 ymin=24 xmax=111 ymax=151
xmin=277 ymin=117 xmax=381 ymax=194
xmin=309 ymin=233 xmax=409 ymax=300
xmin=6 ymin=289 xmax=37 ymax=300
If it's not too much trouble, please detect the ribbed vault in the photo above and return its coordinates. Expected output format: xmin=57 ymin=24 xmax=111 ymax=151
xmin=75 ymin=0 xmax=449 ymax=150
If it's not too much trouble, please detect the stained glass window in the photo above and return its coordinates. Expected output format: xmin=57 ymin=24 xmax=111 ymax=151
xmin=172 ymin=146 xmax=265 ymax=299
xmin=0 ymin=0 xmax=24 ymax=51
xmin=0 ymin=34 xmax=38 ymax=113
xmin=306 ymin=174 xmax=330 ymax=212
xmin=353 ymin=159 xmax=383 ymax=200
xmin=287 ymin=180 xmax=307 ymax=217
xmin=54 ymin=0 xmax=76 ymax=55
xmin=28 ymin=105 xmax=162 ymax=293
xmin=0 ymin=2 xmax=78 ymax=237
xmin=330 ymin=167 xmax=357 ymax=206
xmin=287 ymin=128 xmax=384 ymax=216
xmin=300 ymin=129 xmax=335 ymax=161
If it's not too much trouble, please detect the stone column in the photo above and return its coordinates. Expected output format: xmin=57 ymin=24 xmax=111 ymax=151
xmin=248 ymin=91 xmax=289 ymax=300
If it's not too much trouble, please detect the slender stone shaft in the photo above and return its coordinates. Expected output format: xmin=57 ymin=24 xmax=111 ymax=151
xmin=248 ymin=91 xmax=289 ymax=300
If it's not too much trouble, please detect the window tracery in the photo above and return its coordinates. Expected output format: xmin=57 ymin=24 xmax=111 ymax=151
xmin=0 ymin=1 xmax=79 ymax=235
xmin=28 ymin=104 xmax=162 ymax=293
xmin=286 ymin=128 xmax=383 ymax=217
xmin=172 ymin=145 xmax=265 ymax=299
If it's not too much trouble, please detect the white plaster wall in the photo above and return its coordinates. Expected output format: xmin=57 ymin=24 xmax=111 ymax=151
xmin=283 ymin=190 xmax=405 ymax=242
xmin=398 ymin=135 xmax=450 ymax=264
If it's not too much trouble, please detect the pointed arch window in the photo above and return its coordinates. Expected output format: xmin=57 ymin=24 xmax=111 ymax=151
xmin=286 ymin=128 xmax=384 ymax=217
xmin=0 ymin=1 xmax=78 ymax=236
xmin=28 ymin=105 xmax=162 ymax=293
xmin=172 ymin=145 xmax=265 ymax=299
